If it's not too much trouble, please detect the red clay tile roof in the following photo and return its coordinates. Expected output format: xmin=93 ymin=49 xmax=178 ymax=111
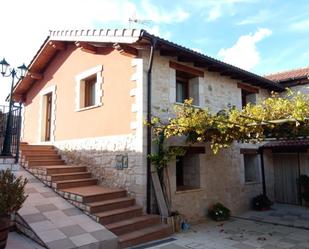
xmin=265 ymin=67 xmax=309 ymax=82
xmin=262 ymin=139 xmax=309 ymax=148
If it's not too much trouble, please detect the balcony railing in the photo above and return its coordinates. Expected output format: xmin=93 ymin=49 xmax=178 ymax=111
xmin=0 ymin=105 xmax=22 ymax=162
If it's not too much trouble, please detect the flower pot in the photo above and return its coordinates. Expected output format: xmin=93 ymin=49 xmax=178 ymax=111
xmin=0 ymin=215 xmax=10 ymax=249
xmin=166 ymin=215 xmax=181 ymax=233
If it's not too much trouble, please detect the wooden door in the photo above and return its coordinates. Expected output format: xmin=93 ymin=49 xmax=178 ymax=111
xmin=273 ymin=153 xmax=300 ymax=205
xmin=45 ymin=93 xmax=52 ymax=141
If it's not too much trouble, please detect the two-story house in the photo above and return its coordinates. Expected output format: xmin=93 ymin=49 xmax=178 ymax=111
xmin=12 ymin=29 xmax=285 ymax=231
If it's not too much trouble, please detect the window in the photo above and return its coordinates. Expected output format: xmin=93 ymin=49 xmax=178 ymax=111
xmin=169 ymin=61 xmax=203 ymax=106
xmin=176 ymin=79 xmax=189 ymax=103
xmin=241 ymin=89 xmax=257 ymax=108
xmin=175 ymin=71 xmax=200 ymax=105
xmin=176 ymin=154 xmax=200 ymax=191
xmin=84 ymin=76 xmax=96 ymax=107
xmin=238 ymin=83 xmax=258 ymax=108
xmin=75 ymin=65 xmax=103 ymax=111
xmin=244 ymin=154 xmax=260 ymax=183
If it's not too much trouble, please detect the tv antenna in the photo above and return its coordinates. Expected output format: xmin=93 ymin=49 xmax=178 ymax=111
xmin=128 ymin=12 xmax=152 ymax=27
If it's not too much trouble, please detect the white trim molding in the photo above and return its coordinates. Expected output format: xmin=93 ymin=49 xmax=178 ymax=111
xmin=131 ymin=58 xmax=143 ymax=151
xmin=75 ymin=65 xmax=103 ymax=111
xmin=38 ymin=85 xmax=57 ymax=143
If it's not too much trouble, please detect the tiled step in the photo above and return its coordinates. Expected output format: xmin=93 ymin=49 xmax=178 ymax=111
xmin=24 ymin=154 xmax=61 ymax=160
xmin=19 ymin=145 xmax=55 ymax=150
xmin=21 ymin=150 xmax=58 ymax=155
xmin=62 ymin=186 xmax=127 ymax=203
xmin=119 ymin=224 xmax=173 ymax=248
xmin=19 ymin=143 xmax=173 ymax=248
xmin=50 ymin=172 xmax=92 ymax=181
xmin=106 ymin=215 xmax=160 ymax=236
xmin=52 ymin=178 xmax=97 ymax=189
xmin=37 ymin=165 xmax=87 ymax=175
xmin=96 ymin=205 xmax=143 ymax=225
xmin=27 ymin=159 xmax=65 ymax=167
xmin=87 ymin=197 xmax=135 ymax=213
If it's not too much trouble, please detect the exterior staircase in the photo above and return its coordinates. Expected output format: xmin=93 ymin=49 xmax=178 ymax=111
xmin=19 ymin=143 xmax=172 ymax=248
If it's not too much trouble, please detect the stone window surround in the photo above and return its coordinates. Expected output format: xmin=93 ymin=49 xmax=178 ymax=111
xmin=75 ymin=65 xmax=103 ymax=112
xmin=38 ymin=85 xmax=57 ymax=143
xmin=175 ymin=153 xmax=202 ymax=192
xmin=169 ymin=70 xmax=205 ymax=109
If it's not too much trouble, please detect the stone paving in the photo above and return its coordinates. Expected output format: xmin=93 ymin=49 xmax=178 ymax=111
xmin=16 ymin=169 xmax=118 ymax=249
xmin=141 ymin=218 xmax=309 ymax=249
xmin=6 ymin=232 xmax=45 ymax=249
xmin=235 ymin=204 xmax=309 ymax=229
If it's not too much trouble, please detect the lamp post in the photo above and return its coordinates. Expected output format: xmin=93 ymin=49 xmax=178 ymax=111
xmin=0 ymin=58 xmax=27 ymax=156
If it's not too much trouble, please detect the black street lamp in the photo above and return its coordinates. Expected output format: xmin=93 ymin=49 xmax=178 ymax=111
xmin=0 ymin=58 xmax=27 ymax=156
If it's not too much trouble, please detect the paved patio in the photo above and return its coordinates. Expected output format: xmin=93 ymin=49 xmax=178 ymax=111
xmin=235 ymin=204 xmax=309 ymax=229
xmin=139 ymin=218 xmax=309 ymax=249
xmin=8 ymin=217 xmax=309 ymax=249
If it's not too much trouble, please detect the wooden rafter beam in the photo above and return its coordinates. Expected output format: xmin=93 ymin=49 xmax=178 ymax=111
xmin=220 ymin=69 xmax=235 ymax=76
xmin=27 ymin=71 xmax=43 ymax=80
xmin=193 ymin=62 xmax=210 ymax=68
xmin=169 ymin=61 xmax=204 ymax=77
xmin=207 ymin=66 xmax=223 ymax=72
xmin=75 ymin=41 xmax=98 ymax=54
xmin=177 ymin=56 xmax=194 ymax=62
xmin=113 ymin=43 xmax=138 ymax=57
xmin=48 ymin=41 xmax=66 ymax=50
xmin=160 ymin=49 xmax=177 ymax=56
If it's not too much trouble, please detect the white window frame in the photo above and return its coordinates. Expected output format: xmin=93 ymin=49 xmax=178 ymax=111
xmin=75 ymin=65 xmax=103 ymax=111
xmin=38 ymin=85 xmax=56 ymax=143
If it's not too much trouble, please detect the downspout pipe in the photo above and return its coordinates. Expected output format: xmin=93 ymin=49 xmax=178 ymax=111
xmin=143 ymin=32 xmax=157 ymax=214
xmin=259 ymin=147 xmax=267 ymax=196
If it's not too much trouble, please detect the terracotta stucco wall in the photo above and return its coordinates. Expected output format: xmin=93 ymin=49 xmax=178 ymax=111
xmin=23 ymin=44 xmax=135 ymax=143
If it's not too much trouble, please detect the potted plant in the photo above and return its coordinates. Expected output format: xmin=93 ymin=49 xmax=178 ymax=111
xmin=0 ymin=169 xmax=28 ymax=249
xmin=252 ymin=194 xmax=272 ymax=211
xmin=208 ymin=203 xmax=231 ymax=221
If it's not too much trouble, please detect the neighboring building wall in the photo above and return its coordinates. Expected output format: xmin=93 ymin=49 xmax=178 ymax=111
xmin=22 ymin=45 xmax=147 ymax=207
xmin=146 ymin=51 xmax=270 ymax=222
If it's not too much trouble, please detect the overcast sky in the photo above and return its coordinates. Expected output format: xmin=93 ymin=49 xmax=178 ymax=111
xmin=0 ymin=0 xmax=308 ymax=104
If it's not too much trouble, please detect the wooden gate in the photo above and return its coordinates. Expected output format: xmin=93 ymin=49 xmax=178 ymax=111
xmin=273 ymin=153 xmax=300 ymax=205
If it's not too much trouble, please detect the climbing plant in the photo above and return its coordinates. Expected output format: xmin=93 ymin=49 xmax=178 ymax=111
xmin=149 ymin=90 xmax=309 ymax=154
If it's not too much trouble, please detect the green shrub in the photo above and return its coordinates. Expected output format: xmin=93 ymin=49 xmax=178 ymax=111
xmin=0 ymin=169 xmax=28 ymax=216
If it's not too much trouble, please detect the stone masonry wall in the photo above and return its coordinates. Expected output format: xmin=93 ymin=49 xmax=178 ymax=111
xmin=54 ymin=135 xmax=147 ymax=207
xmin=147 ymin=51 xmax=271 ymax=222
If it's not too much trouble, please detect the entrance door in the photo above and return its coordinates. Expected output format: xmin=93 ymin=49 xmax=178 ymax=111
xmin=273 ymin=153 xmax=300 ymax=205
xmin=45 ymin=93 xmax=52 ymax=141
